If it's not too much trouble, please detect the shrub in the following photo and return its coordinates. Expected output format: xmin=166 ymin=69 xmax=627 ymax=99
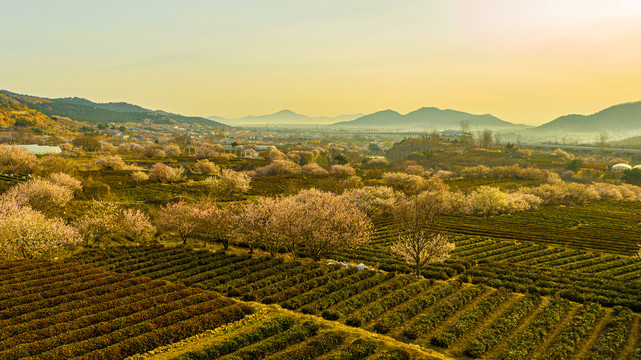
xmin=94 ymin=155 xmax=126 ymax=170
xmin=268 ymin=148 xmax=287 ymax=161
xmin=405 ymin=164 xmax=425 ymax=176
xmin=301 ymin=163 xmax=329 ymax=175
xmin=132 ymin=171 xmax=149 ymax=182
xmin=252 ymin=160 xmax=302 ymax=177
xmin=331 ymin=164 xmax=356 ymax=175
xmin=73 ymin=136 xmax=101 ymax=151
xmin=366 ymin=157 xmax=389 ymax=166
xmin=204 ymin=169 xmax=251 ymax=195
xmin=59 ymin=143 xmax=73 ymax=152
xmin=552 ymin=148 xmax=574 ymax=160
xmin=101 ymin=142 xmax=116 ymax=153
xmin=149 ymin=163 xmax=185 ymax=183
xmin=82 ymin=178 xmax=111 ymax=199
xmin=164 ymin=144 xmax=181 ymax=157
xmin=193 ymin=159 xmax=221 ymax=175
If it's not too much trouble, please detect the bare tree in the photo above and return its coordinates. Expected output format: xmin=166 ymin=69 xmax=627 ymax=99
xmin=599 ymin=131 xmax=609 ymax=150
xmin=480 ymin=129 xmax=493 ymax=149
xmin=390 ymin=195 xmax=455 ymax=277
xmin=494 ymin=133 xmax=502 ymax=146
xmin=391 ymin=232 xmax=455 ymax=278
xmin=460 ymin=120 xmax=472 ymax=146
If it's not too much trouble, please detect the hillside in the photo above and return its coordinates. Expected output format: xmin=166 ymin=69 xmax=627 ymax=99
xmin=209 ymin=110 xmax=363 ymax=126
xmin=0 ymin=92 xmax=79 ymax=135
xmin=330 ymin=107 xmax=525 ymax=131
xmin=0 ymin=91 xmax=227 ymax=128
xmin=533 ymin=100 xmax=641 ymax=135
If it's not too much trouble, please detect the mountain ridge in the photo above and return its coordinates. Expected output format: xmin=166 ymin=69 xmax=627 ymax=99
xmin=532 ymin=100 xmax=641 ymax=134
xmin=329 ymin=107 xmax=524 ymax=131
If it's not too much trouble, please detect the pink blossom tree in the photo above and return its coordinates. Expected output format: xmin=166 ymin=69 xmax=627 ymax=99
xmin=155 ymin=201 xmax=202 ymax=244
xmin=252 ymin=160 xmax=302 ymax=177
xmin=233 ymin=197 xmax=281 ymax=255
xmin=120 ymin=209 xmax=156 ymax=243
xmin=194 ymin=143 xmax=220 ymax=159
xmin=301 ymin=163 xmax=329 ymax=175
xmin=197 ymin=200 xmax=236 ymax=250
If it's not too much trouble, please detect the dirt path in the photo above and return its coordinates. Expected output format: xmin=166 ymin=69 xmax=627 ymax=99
xmin=569 ymin=308 xmax=612 ymax=360
xmin=614 ymin=314 xmax=640 ymax=360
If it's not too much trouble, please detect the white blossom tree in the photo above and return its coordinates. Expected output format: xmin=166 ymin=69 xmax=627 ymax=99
xmin=204 ymin=169 xmax=251 ymax=195
xmin=287 ymin=189 xmax=373 ymax=261
xmin=75 ymin=201 xmax=156 ymax=244
xmin=148 ymin=163 xmax=185 ymax=183
xmin=74 ymin=201 xmax=122 ymax=244
xmin=0 ymin=198 xmax=81 ymax=259
xmin=2 ymin=179 xmax=74 ymax=214
xmin=0 ymin=145 xmax=38 ymax=173
xmin=48 ymin=172 xmax=83 ymax=193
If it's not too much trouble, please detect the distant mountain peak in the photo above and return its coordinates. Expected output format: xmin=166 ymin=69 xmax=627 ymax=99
xmin=274 ymin=109 xmax=298 ymax=115
xmin=330 ymin=106 xmax=517 ymax=130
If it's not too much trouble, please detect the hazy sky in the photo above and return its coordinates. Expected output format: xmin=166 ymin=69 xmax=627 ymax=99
xmin=2 ymin=0 xmax=641 ymax=124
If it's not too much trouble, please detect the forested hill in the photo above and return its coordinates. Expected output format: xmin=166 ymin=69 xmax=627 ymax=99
xmin=0 ymin=90 xmax=227 ymax=127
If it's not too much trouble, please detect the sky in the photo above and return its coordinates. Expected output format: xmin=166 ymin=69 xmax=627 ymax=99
xmin=2 ymin=0 xmax=641 ymax=125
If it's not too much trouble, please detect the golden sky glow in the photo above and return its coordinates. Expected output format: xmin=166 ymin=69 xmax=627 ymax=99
xmin=2 ymin=0 xmax=641 ymax=124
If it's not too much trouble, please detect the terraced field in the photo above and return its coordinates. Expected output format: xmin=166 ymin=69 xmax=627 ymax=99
xmin=0 ymin=259 xmax=253 ymax=360
xmin=363 ymin=201 xmax=641 ymax=256
xmin=69 ymin=246 xmax=641 ymax=359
